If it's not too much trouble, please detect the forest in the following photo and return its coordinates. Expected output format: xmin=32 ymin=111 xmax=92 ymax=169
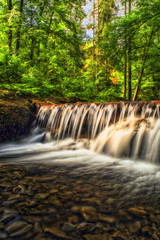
xmin=0 ymin=0 xmax=160 ymax=102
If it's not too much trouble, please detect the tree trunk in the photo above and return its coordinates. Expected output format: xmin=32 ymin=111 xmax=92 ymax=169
xmin=124 ymin=0 xmax=127 ymax=100
xmin=127 ymin=0 xmax=132 ymax=101
xmin=92 ymin=0 xmax=96 ymax=61
xmin=16 ymin=0 xmax=24 ymax=55
xmin=133 ymin=29 xmax=154 ymax=101
xmin=7 ymin=0 xmax=13 ymax=55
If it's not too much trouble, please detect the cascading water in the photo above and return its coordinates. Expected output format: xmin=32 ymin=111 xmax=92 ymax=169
xmin=36 ymin=101 xmax=160 ymax=163
xmin=1 ymin=102 xmax=160 ymax=240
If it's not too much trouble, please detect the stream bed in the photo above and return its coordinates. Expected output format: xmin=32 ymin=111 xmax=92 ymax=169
xmin=0 ymin=138 xmax=160 ymax=239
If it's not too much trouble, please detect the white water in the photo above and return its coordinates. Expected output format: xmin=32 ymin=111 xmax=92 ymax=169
xmin=35 ymin=102 xmax=160 ymax=163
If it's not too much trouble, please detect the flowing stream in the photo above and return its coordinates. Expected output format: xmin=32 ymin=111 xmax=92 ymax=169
xmin=0 ymin=102 xmax=160 ymax=239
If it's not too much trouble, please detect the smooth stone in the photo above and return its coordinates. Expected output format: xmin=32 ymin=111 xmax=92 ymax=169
xmin=81 ymin=206 xmax=99 ymax=221
xmin=13 ymin=185 xmax=25 ymax=194
xmin=8 ymin=194 xmax=21 ymax=200
xmin=99 ymin=215 xmax=115 ymax=224
xmin=71 ymin=206 xmax=81 ymax=212
xmin=77 ymin=222 xmax=95 ymax=233
xmin=152 ymin=232 xmax=159 ymax=240
xmin=34 ymin=222 xmax=42 ymax=233
xmin=35 ymin=193 xmax=49 ymax=200
xmin=141 ymin=226 xmax=152 ymax=237
xmin=150 ymin=214 xmax=160 ymax=223
xmin=128 ymin=207 xmax=147 ymax=217
xmin=49 ymin=189 xmax=58 ymax=194
xmin=0 ymin=222 xmax=4 ymax=229
xmin=128 ymin=221 xmax=141 ymax=233
xmin=44 ymin=226 xmax=73 ymax=240
xmin=84 ymin=234 xmax=109 ymax=240
xmin=62 ymin=223 xmax=77 ymax=233
xmin=68 ymin=215 xmax=79 ymax=223
xmin=6 ymin=221 xmax=32 ymax=237
xmin=107 ymin=198 xmax=115 ymax=204
xmin=24 ymin=216 xmax=41 ymax=223
xmin=0 ymin=210 xmax=18 ymax=223
xmin=48 ymin=196 xmax=61 ymax=206
xmin=112 ymin=231 xmax=128 ymax=240
xmin=0 ymin=231 xmax=7 ymax=239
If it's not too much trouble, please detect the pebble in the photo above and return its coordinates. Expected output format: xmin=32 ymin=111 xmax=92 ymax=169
xmin=128 ymin=207 xmax=147 ymax=217
xmin=44 ymin=226 xmax=73 ymax=240
xmin=62 ymin=222 xmax=77 ymax=233
xmin=81 ymin=206 xmax=99 ymax=221
xmin=0 ymin=231 xmax=7 ymax=239
xmin=84 ymin=234 xmax=109 ymax=240
xmin=6 ymin=221 xmax=32 ymax=237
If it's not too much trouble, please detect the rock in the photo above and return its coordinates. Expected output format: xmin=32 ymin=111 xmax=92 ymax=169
xmin=128 ymin=221 xmax=141 ymax=234
xmin=44 ymin=226 xmax=73 ymax=240
xmin=99 ymin=215 xmax=115 ymax=224
xmin=71 ymin=206 xmax=81 ymax=212
xmin=34 ymin=222 xmax=42 ymax=233
xmin=0 ymin=231 xmax=7 ymax=239
xmin=77 ymin=222 xmax=95 ymax=233
xmin=13 ymin=185 xmax=25 ymax=194
xmin=141 ymin=226 xmax=152 ymax=237
xmin=0 ymin=209 xmax=18 ymax=223
xmin=150 ymin=214 xmax=160 ymax=223
xmin=68 ymin=215 xmax=79 ymax=223
xmin=81 ymin=206 xmax=99 ymax=221
xmin=128 ymin=207 xmax=147 ymax=217
xmin=48 ymin=196 xmax=61 ymax=206
xmin=8 ymin=194 xmax=21 ymax=200
xmin=35 ymin=193 xmax=49 ymax=200
xmin=112 ymin=231 xmax=128 ymax=240
xmin=107 ymin=198 xmax=115 ymax=204
xmin=6 ymin=221 xmax=32 ymax=237
xmin=153 ymin=232 xmax=160 ymax=240
xmin=0 ymin=222 xmax=4 ymax=229
xmin=62 ymin=223 xmax=77 ymax=233
xmin=84 ymin=234 xmax=109 ymax=240
xmin=49 ymin=189 xmax=58 ymax=194
xmin=24 ymin=216 xmax=41 ymax=223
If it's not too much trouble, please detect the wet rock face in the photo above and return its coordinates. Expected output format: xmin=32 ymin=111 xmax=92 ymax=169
xmin=0 ymin=103 xmax=37 ymax=143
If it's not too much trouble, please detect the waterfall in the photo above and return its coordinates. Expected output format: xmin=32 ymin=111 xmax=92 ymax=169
xmin=36 ymin=102 xmax=160 ymax=163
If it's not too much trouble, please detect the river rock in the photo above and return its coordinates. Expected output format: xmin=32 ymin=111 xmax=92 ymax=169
xmin=6 ymin=221 xmax=32 ymax=237
xmin=112 ymin=230 xmax=128 ymax=240
xmin=127 ymin=207 xmax=147 ymax=217
xmin=44 ymin=226 xmax=73 ymax=240
xmin=84 ymin=234 xmax=109 ymax=240
xmin=48 ymin=196 xmax=61 ymax=206
xmin=81 ymin=206 xmax=99 ymax=221
xmin=62 ymin=222 xmax=77 ymax=233
xmin=141 ymin=226 xmax=152 ymax=237
xmin=68 ymin=215 xmax=79 ymax=223
xmin=128 ymin=221 xmax=141 ymax=233
xmin=99 ymin=215 xmax=115 ymax=224
xmin=0 ymin=231 xmax=7 ymax=239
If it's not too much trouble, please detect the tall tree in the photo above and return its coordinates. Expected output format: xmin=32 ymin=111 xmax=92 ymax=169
xmin=127 ymin=0 xmax=132 ymax=100
xmin=15 ymin=0 xmax=24 ymax=55
xmin=7 ymin=0 xmax=13 ymax=55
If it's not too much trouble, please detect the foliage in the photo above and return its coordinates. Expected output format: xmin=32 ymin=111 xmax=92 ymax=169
xmin=0 ymin=0 xmax=159 ymax=102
